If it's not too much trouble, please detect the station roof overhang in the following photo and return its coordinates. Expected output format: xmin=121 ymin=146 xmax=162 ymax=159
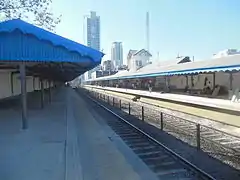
xmin=87 ymin=54 xmax=240 ymax=82
xmin=0 ymin=19 xmax=104 ymax=82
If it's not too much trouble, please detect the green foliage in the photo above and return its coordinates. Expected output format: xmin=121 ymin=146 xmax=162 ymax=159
xmin=0 ymin=0 xmax=61 ymax=32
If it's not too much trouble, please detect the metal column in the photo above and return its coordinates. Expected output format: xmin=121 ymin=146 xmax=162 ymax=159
xmin=20 ymin=63 xmax=28 ymax=129
xmin=229 ymin=73 xmax=233 ymax=90
xmin=40 ymin=79 xmax=44 ymax=108
xmin=213 ymin=72 xmax=216 ymax=88
xmin=190 ymin=75 xmax=194 ymax=94
xmin=186 ymin=75 xmax=189 ymax=88
xmin=33 ymin=77 xmax=35 ymax=91
xmin=48 ymin=80 xmax=51 ymax=102
xmin=10 ymin=72 xmax=14 ymax=95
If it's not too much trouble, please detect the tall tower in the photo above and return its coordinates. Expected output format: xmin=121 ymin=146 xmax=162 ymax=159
xmin=85 ymin=11 xmax=101 ymax=79
xmin=86 ymin=11 xmax=100 ymax=51
xmin=146 ymin=12 xmax=149 ymax=52
xmin=111 ymin=42 xmax=123 ymax=70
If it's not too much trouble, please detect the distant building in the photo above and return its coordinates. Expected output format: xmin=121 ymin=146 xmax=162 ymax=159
xmin=85 ymin=11 xmax=101 ymax=79
xmin=118 ymin=65 xmax=128 ymax=71
xmin=111 ymin=42 xmax=123 ymax=69
xmin=91 ymin=70 xmax=117 ymax=79
xmin=127 ymin=49 xmax=152 ymax=72
xmin=102 ymin=60 xmax=114 ymax=71
xmin=212 ymin=49 xmax=240 ymax=59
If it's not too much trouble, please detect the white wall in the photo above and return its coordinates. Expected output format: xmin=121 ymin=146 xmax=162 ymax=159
xmin=12 ymin=73 xmax=20 ymax=96
xmin=26 ymin=76 xmax=34 ymax=93
xmin=0 ymin=72 xmax=12 ymax=99
xmin=130 ymin=54 xmax=150 ymax=72
xmin=34 ymin=77 xmax=41 ymax=90
xmin=0 ymin=72 xmax=53 ymax=100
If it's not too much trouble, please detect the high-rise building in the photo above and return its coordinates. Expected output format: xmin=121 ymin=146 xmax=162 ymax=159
xmin=102 ymin=60 xmax=114 ymax=71
xmin=87 ymin=11 xmax=100 ymax=51
xmin=111 ymin=42 xmax=123 ymax=69
xmin=85 ymin=11 xmax=100 ymax=79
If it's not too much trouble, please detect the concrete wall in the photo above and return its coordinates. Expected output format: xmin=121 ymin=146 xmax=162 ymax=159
xmin=0 ymin=71 xmax=53 ymax=100
xmin=232 ymin=72 xmax=240 ymax=90
xmin=168 ymin=72 xmax=240 ymax=91
xmin=142 ymin=72 xmax=240 ymax=92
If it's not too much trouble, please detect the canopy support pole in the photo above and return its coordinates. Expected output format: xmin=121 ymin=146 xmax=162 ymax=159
xmin=229 ymin=72 xmax=233 ymax=90
xmin=33 ymin=77 xmax=35 ymax=91
xmin=190 ymin=75 xmax=194 ymax=94
xmin=213 ymin=72 xmax=216 ymax=88
xmin=40 ymin=79 xmax=44 ymax=109
xmin=20 ymin=62 xmax=28 ymax=129
xmin=10 ymin=72 xmax=14 ymax=95
xmin=186 ymin=75 xmax=189 ymax=89
xmin=48 ymin=80 xmax=51 ymax=103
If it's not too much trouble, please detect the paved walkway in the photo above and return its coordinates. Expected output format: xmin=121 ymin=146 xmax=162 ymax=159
xmin=0 ymin=87 xmax=155 ymax=180
xmin=0 ymin=88 xmax=66 ymax=180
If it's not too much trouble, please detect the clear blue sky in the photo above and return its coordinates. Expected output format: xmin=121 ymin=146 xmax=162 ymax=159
xmin=52 ymin=0 xmax=240 ymax=64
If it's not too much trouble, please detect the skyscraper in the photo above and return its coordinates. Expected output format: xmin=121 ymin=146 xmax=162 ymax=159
xmin=87 ymin=11 xmax=100 ymax=51
xmin=111 ymin=42 xmax=123 ymax=69
xmin=85 ymin=11 xmax=100 ymax=79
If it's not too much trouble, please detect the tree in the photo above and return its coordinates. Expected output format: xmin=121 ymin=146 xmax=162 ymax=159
xmin=0 ymin=0 xmax=61 ymax=32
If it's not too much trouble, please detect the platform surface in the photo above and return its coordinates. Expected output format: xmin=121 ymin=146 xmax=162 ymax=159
xmin=86 ymin=85 xmax=240 ymax=112
xmin=85 ymin=86 xmax=240 ymax=127
xmin=0 ymin=87 xmax=156 ymax=180
xmin=0 ymin=89 xmax=66 ymax=180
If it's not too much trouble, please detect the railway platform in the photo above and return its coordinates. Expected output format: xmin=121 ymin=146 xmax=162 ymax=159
xmin=86 ymin=85 xmax=240 ymax=127
xmin=0 ymin=87 xmax=158 ymax=180
xmin=86 ymin=85 xmax=240 ymax=112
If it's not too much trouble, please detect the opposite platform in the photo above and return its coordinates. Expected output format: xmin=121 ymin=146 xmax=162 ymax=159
xmin=86 ymin=85 xmax=240 ymax=112
xmin=86 ymin=85 xmax=240 ymax=128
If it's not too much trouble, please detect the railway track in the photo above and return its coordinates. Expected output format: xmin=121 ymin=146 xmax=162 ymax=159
xmin=87 ymin=88 xmax=240 ymax=170
xmin=127 ymin=101 xmax=240 ymax=169
xmin=84 ymin=90 xmax=215 ymax=180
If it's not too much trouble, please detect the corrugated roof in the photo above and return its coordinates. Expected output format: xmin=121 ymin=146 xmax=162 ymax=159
xmin=88 ymin=54 xmax=240 ymax=81
xmin=137 ymin=56 xmax=190 ymax=73
xmin=0 ymin=19 xmax=104 ymax=62
xmin=0 ymin=19 xmax=104 ymax=82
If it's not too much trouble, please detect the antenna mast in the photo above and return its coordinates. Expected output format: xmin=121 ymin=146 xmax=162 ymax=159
xmin=146 ymin=12 xmax=149 ymax=52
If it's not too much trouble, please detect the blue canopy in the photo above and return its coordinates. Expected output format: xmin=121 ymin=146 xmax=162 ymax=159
xmin=0 ymin=19 xmax=104 ymax=81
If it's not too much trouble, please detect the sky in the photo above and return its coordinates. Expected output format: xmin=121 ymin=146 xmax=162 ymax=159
xmin=51 ymin=0 xmax=240 ymax=64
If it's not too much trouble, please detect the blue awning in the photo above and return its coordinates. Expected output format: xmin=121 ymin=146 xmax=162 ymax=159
xmin=0 ymin=19 xmax=104 ymax=81
xmin=0 ymin=19 xmax=104 ymax=62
